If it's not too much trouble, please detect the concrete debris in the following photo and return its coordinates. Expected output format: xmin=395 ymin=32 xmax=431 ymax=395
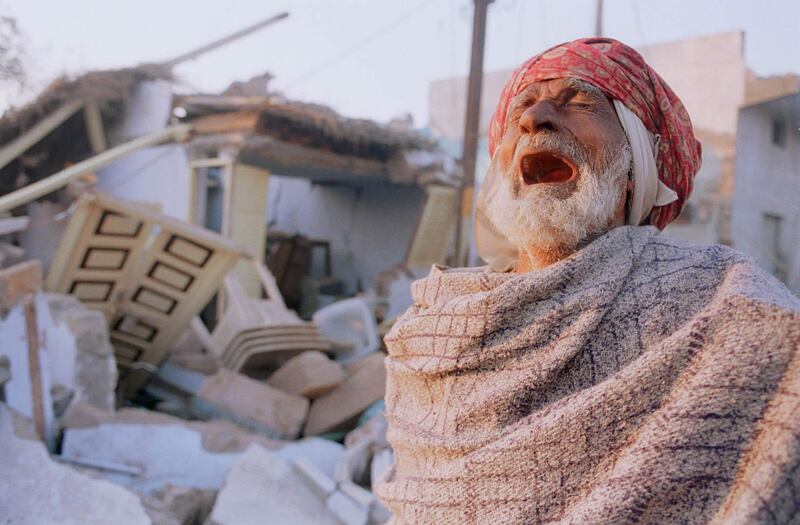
xmin=293 ymin=457 xmax=337 ymax=499
xmin=339 ymin=480 xmax=376 ymax=509
xmin=304 ymin=352 xmax=387 ymax=436
xmin=60 ymin=402 xmax=284 ymax=454
xmin=267 ymin=350 xmax=346 ymax=398
xmin=276 ymin=437 xmax=344 ymax=480
xmin=370 ymin=448 xmax=394 ymax=487
xmin=335 ymin=439 xmax=372 ymax=486
xmin=208 ymin=444 xmax=340 ymax=525
xmin=196 ymin=368 xmax=309 ymax=439
xmin=142 ymin=485 xmax=216 ymax=525
xmin=46 ymin=293 xmax=118 ymax=411
xmin=326 ymin=490 xmax=369 ymax=525
xmin=61 ymin=422 xmax=240 ymax=495
xmin=0 ymin=290 xmax=57 ymax=449
xmin=0 ymin=403 xmax=151 ymax=524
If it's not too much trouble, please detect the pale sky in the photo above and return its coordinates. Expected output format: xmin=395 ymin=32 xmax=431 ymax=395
xmin=3 ymin=0 xmax=800 ymax=127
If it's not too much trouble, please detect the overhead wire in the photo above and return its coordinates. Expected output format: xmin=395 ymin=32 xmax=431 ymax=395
xmin=281 ymin=0 xmax=441 ymax=91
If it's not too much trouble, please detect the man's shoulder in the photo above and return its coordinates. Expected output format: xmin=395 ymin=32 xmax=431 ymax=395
xmin=643 ymin=233 xmax=800 ymax=313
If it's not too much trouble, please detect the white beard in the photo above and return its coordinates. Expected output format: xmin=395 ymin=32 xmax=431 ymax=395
xmin=485 ymin=138 xmax=631 ymax=258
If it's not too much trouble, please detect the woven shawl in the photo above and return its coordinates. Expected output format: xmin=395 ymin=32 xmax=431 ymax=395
xmin=376 ymin=226 xmax=800 ymax=524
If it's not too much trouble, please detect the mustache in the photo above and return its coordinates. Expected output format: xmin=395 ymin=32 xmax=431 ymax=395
xmin=512 ymin=132 xmax=591 ymax=170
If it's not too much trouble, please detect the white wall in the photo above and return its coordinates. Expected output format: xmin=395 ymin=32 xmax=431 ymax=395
xmin=97 ymin=145 xmax=192 ymax=220
xmin=731 ymin=103 xmax=800 ymax=293
xmin=267 ymin=176 xmax=424 ymax=293
xmin=96 ymin=79 xmax=193 ymax=221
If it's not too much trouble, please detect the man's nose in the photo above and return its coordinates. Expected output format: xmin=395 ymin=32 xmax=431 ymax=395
xmin=519 ymin=101 xmax=559 ymax=134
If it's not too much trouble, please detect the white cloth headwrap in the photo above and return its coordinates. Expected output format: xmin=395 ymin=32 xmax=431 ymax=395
xmin=612 ymin=100 xmax=678 ymax=225
xmin=475 ymin=100 xmax=679 ymax=271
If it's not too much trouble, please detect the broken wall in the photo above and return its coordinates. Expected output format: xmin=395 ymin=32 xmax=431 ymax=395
xmin=267 ymin=175 xmax=424 ymax=294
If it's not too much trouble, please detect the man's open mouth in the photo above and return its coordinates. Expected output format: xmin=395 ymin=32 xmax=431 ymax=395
xmin=519 ymin=152 xmax=577 ymax=185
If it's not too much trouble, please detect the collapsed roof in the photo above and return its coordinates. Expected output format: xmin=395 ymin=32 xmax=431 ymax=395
xmin=180 ymin=93 xmax=458 ymax=186
xmin=0 ymin=65 xmax=173 ymax=197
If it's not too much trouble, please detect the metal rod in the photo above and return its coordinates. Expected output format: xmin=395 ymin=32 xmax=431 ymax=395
xmin=0 ymin=125 xmax=192 ymax=214
xmin=162 ymin=12 xmax=289 ymax=68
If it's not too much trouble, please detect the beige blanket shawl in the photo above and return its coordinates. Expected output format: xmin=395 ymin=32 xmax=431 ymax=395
xmin=376 ymin=226 xmax=800 ymax=524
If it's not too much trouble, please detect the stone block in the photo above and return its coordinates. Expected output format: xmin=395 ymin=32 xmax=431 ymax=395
xmin=267 ymin=351 xmax=345 ymax=398
xmin=209 ymin=445 xmax=339 ymax=525
xmin=198 ymin=368 xmax=309 ymax=439
xmin=304 ymin=352 xmax=386 ymax=436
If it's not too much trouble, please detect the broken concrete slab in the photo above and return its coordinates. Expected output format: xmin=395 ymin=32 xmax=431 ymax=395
xmin=276 ymin=437 xmax=344 ymax=479
xmin=293 ymin=457 xmax=336 ymax=499
xmin=60 ymin=402 xmax=284 ymax=454
xmin=0 ymin=403 xmax=150 ymax=524
xmin=197 ymin=368 xmax=309 ymax=439
xmin=327 ymin=490 xmax=369 ymax=525
xmin=142 ymin=484 xmax=216 ymax=525
xmin=304 ymin=352 xmax=386 ymax=436
xmin=61 ymin=422 xmax=240 ymax=495
xmin=208 ymin=444 xmax=339 ymax=525
xmin=0 ymin=293 xmax=57 ymax=449
xmin=46 ymin=293 xmax=117 ymax=411
xmin=267 ymin=350 xmax=345 ymax=398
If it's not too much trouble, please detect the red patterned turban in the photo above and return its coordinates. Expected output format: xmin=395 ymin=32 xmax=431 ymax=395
xmin=487 ymin=37 xmax=702 ymax=229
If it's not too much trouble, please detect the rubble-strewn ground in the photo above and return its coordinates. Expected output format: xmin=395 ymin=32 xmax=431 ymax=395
xmin=1 ymin=260 xmax=393 ymax=525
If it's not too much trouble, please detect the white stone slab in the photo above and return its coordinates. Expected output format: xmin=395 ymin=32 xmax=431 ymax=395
xmin=61 ymin=423 xmax=239 ymax=495
xmin=209 ymin=444 xmax=339 ymax=525
xmin=0 ymin=404 xmax=150 ymax=524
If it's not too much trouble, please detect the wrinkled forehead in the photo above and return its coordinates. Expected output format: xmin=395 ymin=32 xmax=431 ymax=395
xmin=511 ymin=77 xmax=608 ymax=104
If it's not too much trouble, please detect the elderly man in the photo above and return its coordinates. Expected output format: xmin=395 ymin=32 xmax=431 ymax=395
xmin=375 ymin=39 xmax=800 ymax=524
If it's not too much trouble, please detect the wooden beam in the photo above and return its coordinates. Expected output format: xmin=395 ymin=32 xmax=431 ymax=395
xmin=83 ymin=101 xmax=107 ymax=153
xmin=0 ymin=99 xmax=84 ymax=171
xmin=0 ymin=124 xmax=193 ymax=214
xmin=191 ymin=111 xmax=261 ymax=135
xmin=190 ymin=157 xmax=231 ymax=169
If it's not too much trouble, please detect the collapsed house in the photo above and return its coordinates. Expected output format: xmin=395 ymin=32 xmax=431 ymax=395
xmin=0 ymin=32 xmax=459 ymax=522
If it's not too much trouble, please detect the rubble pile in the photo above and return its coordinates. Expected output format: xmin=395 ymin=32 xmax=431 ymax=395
xmin=0 ymin=255 xmax=394 ymax=524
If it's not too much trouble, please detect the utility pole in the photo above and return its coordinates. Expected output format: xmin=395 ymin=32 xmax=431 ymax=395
xmin=455 ymin=0 xmax=492 ymax=267
xmin=595 ymin=0 xmax=604 ymax=36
